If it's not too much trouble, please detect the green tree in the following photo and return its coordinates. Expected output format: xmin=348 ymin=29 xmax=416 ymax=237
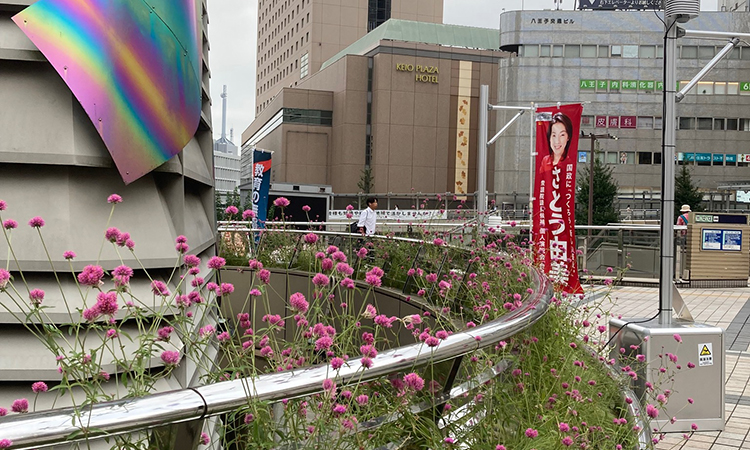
xmin=576 ymin=157 xmax=619 ymax=225
xmin=674 ymin=165 xmax=703 ymax=218
xmin=357 ymin=167 xmax=374 ymax=194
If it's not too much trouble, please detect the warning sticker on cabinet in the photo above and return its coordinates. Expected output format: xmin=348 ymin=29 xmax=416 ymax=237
xmin=699 ymin=343 xmax=713 ymax=367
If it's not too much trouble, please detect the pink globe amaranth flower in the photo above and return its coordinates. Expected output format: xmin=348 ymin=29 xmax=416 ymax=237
xmin=242 ymin=209 xmax=255 ymax=220
xmin=150 ymin=280 xmax=170 ymax=296
xmin=0 ymin=438 xmax=11 ymax=449
xmin=496 ymin=446 xmax=506 ymax=450
xmin=341 ymin=277 xmax=355 ymax=289
xmin=183 ymin=254 xmax=201 ymax=267
xmin=82 ymin=306 xmax=100 ymax=322
xmin=304 ymin=233 xmax=319 ymax=244
xmin=28 ymin=216 xmax=45 ymax=228
xmin=244 ymin=413 xmax=255 ymax=424
xmin=365 ymin=274 xmax=382 ymax=287
xmin=157 ymin=326 xmax=174 ymax=341
xmin=200 ymin=432 xmax=210 ymax=445
xmin=160 ymin=350 xmax=180 ymax=366
xmin=355 ymin=394 xmax=369 ymax=405
xmin=425 ymin=336 xmax=440 ymax=347
xmin=524 ymin=428 xmax=538 ymax=438
xmin=125 ymin=239 xmax=135 ymax=249
xmin=248 ymin=259 xmax=264 ymax=271
xmin=258 ymin=269 xmax=271 ymax=284
xmin=302 ymin=205 xmax=311 ymax=212
xmin=321 ymin=258 xmax=334 ymax=271
xmin=691 ymin=423 xmax=698 ymax=430
xmin=559 ymin=422 xmax=570 ymax=432
xmin=336 ymin=262 xmax=354 ymax=276
xmin=63 ymin=250 xmax=76 ymax=260
xmin=225 ymin=205 xmax=239 ymax=215
xmin=78 ymin=265 xmax=104 ymax=287
xmin=2 ymin=219 xmax=17 ymax=230
xmin=208 ymin=256 xmax=226 ymax=270
xmin=0 ymin=268 xmax=11 ymax=289
xmin=95 ymin=292 xmax=118 ymax=316
xmin=332 ymin=403 xmax=347 ymax=415
xmin=403 ymin=372 xmax=425 ymax=391
xmin=0 ymin=200 xmax=5 ymax=211
xmin=345 ymin=204 xmax=354 ymax=211
xmin=107 ymin=193 xmax=123 ymax=204
xmin=433 ymin=238 xmax=444 ymax=246
xmin=315 ymin=336 xmax=333 ymax=351
xmin=260 ymin=346 xmax=274 ymax=357
xmin=220 ymin=282 xmax=234 ymax=296
xmin=11 ymin=398 xmax=29 ymax=413
xmin=362 ymin=304 xmax=377 ymax=319
xmin=0 ymin=407 xmax=6 ymax=416
xmin=312 ymin=273 xmax=329 ymax=287
xmin=360 ymin=356 xmax=373 ymax=368
xmin=106 ymin=328 xmax=118 ymax=339
xmin=289 ymin=292 xmax=309 ymax=314
xmin=273 ymin=197 xmax=290 ymax=208
xmin=175 ymin=242 xmax=189 ymax=253
xmin=112 ymin=265 xmax=133 ymax=287
xmin=356 ymin=247 xmax=368 ymax=258
xmin=646 ymin=403 xmax=659 ymax=418
xmin=673 ymin=333 xmax=683 ymax=343
xmin=444 ymin=437 xmax=455 ymax=444
xmin=425 ymin=273 xmax=438 ymax=283
xmin=29 ymin=288 xmax=45 ymax=306
xmin=105 ymin=227 xmax=121 ymax=242
xmin=199 ymin=325 xmax=216 ymax=338
xmin=31 ymin=381 xmax=48 ymax=393
xmin=561 ymin=436 xmax=574 ymax=446
xmin=331 ymin=357 xmax=345 ymax=370
xmin=217 ymin=331 xmax=231 ymax=342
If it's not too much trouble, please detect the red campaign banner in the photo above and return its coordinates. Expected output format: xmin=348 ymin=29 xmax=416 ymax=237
xmin=533 ymin=104 xmax=583 ymax=294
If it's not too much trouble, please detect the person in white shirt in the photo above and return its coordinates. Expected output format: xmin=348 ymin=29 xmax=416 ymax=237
xmin=357 ymin=197 xmax=378 ymax=236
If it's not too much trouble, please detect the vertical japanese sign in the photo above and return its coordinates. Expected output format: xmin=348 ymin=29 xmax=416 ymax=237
xmin=252 ymin=150 xmax=272 ymax=229
xmin=533 ymin=105 xmax=583 ymax=294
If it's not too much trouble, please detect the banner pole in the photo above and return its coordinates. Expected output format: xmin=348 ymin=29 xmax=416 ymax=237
xmin=529 ymin=102 xmax=535 ymax=236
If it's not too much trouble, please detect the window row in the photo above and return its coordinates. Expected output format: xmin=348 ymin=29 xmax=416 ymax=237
xmin=580 ymin=151 xmax=750 ymax=166
xmin=520 ymin=44 xmax=750 ymax=60
xmin=678 ymin=117 xmax=750 ymax=131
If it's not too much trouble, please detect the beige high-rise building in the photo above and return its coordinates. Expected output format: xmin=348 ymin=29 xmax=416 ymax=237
xmin=255 ymin=0 xmax=443 ymax=116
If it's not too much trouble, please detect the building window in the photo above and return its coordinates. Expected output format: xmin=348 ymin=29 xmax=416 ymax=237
xmin=699 ymin=46 xmax=715 ymax=59
xmin=653 ymin=153 xmax=662 ymax=165
xmin=714 ymin=118 xmax=725 ymax=130
xmin=622 ymin=45 xmax=638 ymax=58
xmin=367 ymin=0 xmax=391 ymax=31
xmin=300 ymin=52 xmax=308 ymax=78
xmin=598 ymin=45 xmax=609 ymax=58
xmin=678 ymin=117 xmax=695 ymax=130
xmin=539 ymin=45 xmax=551 ymax=57
xmin=727 ymin=118 xmax=739 ymax=130
xmin=282 ymin=108 xmax=333 ymax=125
xmin=697 ymin=82 xmax=713 ymax=95
xmin=522 ymin=45 xmax=539 ymax=57
xmin=697 ymin=117 xmax=713 ymax=130
xmin=741 ymin=118 xmax=750 ymax=131
xmin=610 ymin=45 xmax=622 ymax=57
xmin=637 ymin=152 xmax=652 ymax=164
xmin=714 ymin=82 xmax=726 ymax=94
xmin=681 ymin=46 xmax=697 ymax=58
xmin=581 ymin=45 xmax=597 ymax=58
xmin=637 ymin=116 xmax=653 ymax=129
xmin=552 ymin=45 xmax=563 ymax=57
xmin=639 ymin=45 xmax=656 ymax=58
xmin=564 ymin=45 xmax=579 ymax=58
xmin=654 ymin=117 xmax=663 ymax=129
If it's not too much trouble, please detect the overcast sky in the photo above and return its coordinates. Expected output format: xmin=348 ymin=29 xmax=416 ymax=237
xmin=208 ymin=0 xmax=719 ymax=142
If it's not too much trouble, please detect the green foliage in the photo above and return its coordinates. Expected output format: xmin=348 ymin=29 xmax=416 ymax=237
xmin=357 ymin=167 xmax=374 ymax=194
xmin=576 ymin=157 xmax=619 ymax=225
xmin=675 ymin=165 xmax=703 ymax=218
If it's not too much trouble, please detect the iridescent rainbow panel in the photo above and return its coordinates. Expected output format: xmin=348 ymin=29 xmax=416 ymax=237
xmin=13 ymin=0 xmax=202 ymax=184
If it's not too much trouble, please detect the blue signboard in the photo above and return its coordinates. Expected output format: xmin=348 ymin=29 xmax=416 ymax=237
xmin=713 ymin=154 xmax=724 ymax=163
xmin=702 ymin=229 xmax=742 ymax=251
xmin=726 ymin=154 xmax=737 ymax=163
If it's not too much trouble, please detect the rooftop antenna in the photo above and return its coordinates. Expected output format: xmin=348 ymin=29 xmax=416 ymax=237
xmin=230 ymin=127 xmax=234 ymax=143
xmin=221 ymin=85 xmax=228 ymax=140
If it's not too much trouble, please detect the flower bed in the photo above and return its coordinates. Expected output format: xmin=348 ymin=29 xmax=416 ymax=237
xmin=0 ymin=197 xmax=653 ymax=450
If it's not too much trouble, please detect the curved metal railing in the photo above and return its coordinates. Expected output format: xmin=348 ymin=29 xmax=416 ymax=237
xmin=0 ymin=268 xmax=553 ymax=449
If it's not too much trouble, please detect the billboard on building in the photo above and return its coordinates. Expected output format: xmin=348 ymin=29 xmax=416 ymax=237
xmin=252 ymin=150 xmax=272 ymax=229
xmin=579 ymin=0 xmax=661 ymax=10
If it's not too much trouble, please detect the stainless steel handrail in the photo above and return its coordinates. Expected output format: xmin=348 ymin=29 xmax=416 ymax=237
xmin=0 ymin=270 xmax=553 ymax=450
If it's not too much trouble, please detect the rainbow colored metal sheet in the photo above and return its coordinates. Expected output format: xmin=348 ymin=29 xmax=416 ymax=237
xmin=13 ymin=0 xmax=202 ymax=184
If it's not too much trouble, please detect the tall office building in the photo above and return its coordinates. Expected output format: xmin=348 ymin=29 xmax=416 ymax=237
xmin=214 ymin=85 xmax=241 ymax=194
xmin=254 ymin=0 xmax=443 ymax=116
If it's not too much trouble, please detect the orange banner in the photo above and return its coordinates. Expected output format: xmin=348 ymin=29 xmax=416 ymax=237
xmin=533 ymin=105 xmax=583 ymax=294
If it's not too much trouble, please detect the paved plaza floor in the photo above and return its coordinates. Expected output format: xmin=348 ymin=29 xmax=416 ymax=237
xmin=587 ymin=284 xmax=750 ymax=449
